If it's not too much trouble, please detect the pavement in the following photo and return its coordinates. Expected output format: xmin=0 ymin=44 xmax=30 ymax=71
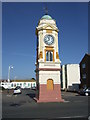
xmin=1 ymin=89 xmax=89 ymax=119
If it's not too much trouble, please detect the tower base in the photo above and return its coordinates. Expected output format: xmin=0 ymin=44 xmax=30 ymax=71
xmin=36 ymin=84 xmax=64 ymax=103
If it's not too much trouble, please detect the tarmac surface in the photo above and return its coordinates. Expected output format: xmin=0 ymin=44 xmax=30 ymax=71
xmin=1 ymin=89 xmax=89 ymax=119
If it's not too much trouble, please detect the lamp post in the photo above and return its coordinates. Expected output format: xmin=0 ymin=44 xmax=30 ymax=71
xmin=7 ymin=65 xmax=13 ymax=93
xmin=8 ymin=65 xmax=13 ymax=83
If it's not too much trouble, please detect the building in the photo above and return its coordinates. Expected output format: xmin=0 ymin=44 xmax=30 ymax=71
xmin=61 ymin=64 xmax=80 ymax=91
xmin=80 ymin=54 xmax=90 ymax=88
xmin=0 ymin=79 xmax=36 ymax=89
xmin=35 ymin=14 xmax=63 ymax=102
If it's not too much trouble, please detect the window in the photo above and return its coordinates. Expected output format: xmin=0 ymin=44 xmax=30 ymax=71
xmin=82 ymin=74 xmax=86 ymax=79
xmin=17 ymin=83 xmax=19 ymax=86
xmin=23 ymin=83 xmax=26 ymax=86
xmin=82 ymin=63 xmax=86 ymax=69
xmin=33 ymin=83 xmax=35 ymax=87
xmin=20 ymin=83 xmax=22 ymax=87
xmin=46 ymin=51 xmax=53 ymax=61
xmin=83 ymin=84 xmax=87 ymax=89
xmin=14 ymin=83 xmax=16 ymax=87
xmin=11 ymin=83 xmax=13 ymax=87
xmin=28 ymin=83 xmax=30 ymax=87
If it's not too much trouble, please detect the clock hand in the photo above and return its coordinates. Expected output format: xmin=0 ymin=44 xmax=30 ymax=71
xmin=49 ymin=37 xmax=52 ymax=44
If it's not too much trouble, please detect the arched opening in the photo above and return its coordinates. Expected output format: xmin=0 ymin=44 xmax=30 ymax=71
xmin=47 ymin=79 xmax=54 ymax=90
xmin=46 ymin=51 xmax=53 ymax=61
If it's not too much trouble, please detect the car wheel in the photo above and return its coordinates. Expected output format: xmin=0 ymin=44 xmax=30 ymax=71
xmin=85 ymin=93 xmax=88 ymax=96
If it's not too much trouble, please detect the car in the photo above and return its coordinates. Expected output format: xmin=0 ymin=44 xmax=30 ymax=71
xmin=31 ymin=86 xmax=36 ymax=90
xmin=79 ymin=88 xmax=90 ymax=96
xmin=13 ymin=86 xmax=22 ymax=94
xmin=85 ymin=88 xmax=90 ymax=96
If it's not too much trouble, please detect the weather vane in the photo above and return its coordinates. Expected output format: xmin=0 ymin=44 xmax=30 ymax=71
xmin=43 ymin=6 xmax=48 ymax=15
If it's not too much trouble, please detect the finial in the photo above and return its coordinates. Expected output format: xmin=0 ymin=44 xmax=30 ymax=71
xmin=43 ymin=6 xmax=48 ymax=15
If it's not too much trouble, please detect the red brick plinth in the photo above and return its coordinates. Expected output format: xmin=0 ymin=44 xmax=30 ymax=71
xmin=36 ymin=84 xmax=64 ymax=103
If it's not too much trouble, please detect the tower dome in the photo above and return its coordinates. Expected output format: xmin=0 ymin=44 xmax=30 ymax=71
xmin=41 ymin=14 xmax=52 ymax=20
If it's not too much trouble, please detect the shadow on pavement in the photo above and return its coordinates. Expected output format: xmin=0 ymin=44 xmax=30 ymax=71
xmin=26 ymin=93 xmax=35 ymax=99
xmin=10 ymin=103 xmax=21 ymax=107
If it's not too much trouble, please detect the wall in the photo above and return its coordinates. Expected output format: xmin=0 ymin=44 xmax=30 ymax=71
xmin=61 ymin=64 xmax=80 ymax=91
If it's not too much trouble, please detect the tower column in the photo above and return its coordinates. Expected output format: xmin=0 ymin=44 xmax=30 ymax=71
xmin=35 ymin=14 xmax=64 ymax=102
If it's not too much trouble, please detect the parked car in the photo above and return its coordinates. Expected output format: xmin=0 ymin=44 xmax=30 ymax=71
xmin=78 ymin=88 xmax=90 ymax=96
xmin=13 ymin=86 xmax=22 ymax=94
xmin=31 ymin=86 xmax=36 ymax=90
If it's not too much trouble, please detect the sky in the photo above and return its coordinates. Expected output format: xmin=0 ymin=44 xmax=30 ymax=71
xmin=2 ymin=2 xmax=88 ymax=80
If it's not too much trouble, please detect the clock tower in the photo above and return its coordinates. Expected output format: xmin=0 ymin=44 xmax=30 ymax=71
xmin=35 ymin=14 xmax=63 ymax=102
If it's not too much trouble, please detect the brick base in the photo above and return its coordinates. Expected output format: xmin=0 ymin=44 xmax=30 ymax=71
xmin=36 ymin=84 xmax=64 ymax=103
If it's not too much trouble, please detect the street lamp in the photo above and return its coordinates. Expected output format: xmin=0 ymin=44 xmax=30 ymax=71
xmin=8 ymin=65 xmax=13 ymax=83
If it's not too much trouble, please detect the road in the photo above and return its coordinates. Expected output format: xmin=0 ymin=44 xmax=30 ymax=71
xmin=2 ymin=89 xmax=89 ymax=119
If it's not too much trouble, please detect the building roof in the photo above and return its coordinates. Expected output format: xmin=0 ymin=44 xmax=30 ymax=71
xmin=41 ymin=14 xmax=52 ymax=20
xmin=86 ymin=53 xmax=90 ymax=56
xmin=80 ymin=53 xmax=90 ymax=64
xmin=11 ymin=79 xmax=36 ymax=82
xmin=0 ymin=78 xmax=36 ymax=83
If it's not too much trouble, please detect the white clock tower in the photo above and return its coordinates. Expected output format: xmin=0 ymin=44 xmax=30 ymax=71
xmin=35 ymin=14 xmax=63 ymax=102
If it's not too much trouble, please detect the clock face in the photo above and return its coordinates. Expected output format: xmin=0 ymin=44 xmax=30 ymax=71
xmin=44 ymin=35 xmax=54 ymax=45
